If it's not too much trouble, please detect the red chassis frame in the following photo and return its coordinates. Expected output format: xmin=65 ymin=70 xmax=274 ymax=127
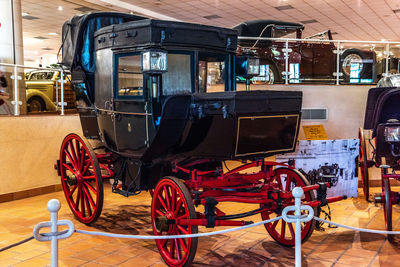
xmin=170 ymin=159 xmax=344 ymax=227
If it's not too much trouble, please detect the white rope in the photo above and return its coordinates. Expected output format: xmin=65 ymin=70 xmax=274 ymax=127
xmin=75 ymin=216 xmax=282 ymax=239
xmin=314 ymin=217 xmax=400 ymax=235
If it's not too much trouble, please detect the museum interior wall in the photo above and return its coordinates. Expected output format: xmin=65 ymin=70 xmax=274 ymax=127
xmin=0 ymin=115 xmax=82 ymax=196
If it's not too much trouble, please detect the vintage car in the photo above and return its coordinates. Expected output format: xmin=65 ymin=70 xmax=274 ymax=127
xmin=234 ymin=20 xmax=377 ymax=84
xmin=25 ymin=69 xmax=76 ymax=112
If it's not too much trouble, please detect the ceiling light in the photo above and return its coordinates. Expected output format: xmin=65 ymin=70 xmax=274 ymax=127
xmin=381 ymin=39 xmax=387 ymax=42
xmin=300 ymin=19 xmax=317 ymax=24
xmin=203 ymin=15 xmax=222 ymax=20
xmin=21 ymin=12 xmax=29 ymax=16
xmin=34 ymin=51 xmax=38 ymax=55
xmin=274 ymin=5 xmax=294 ymax=11
xmin=47 ymin=32 xmax=58 ymax=36
xmin=58 ymin=6 xmax=63 ymax=11
xmin=129 ymin=11 xmax=134 ymax=14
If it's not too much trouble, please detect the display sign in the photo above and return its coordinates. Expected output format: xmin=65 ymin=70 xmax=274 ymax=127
xmin=303 ymin=125 xmax=328 ymax=140
xmin=276 ymin=139 xmax=359 ymax=198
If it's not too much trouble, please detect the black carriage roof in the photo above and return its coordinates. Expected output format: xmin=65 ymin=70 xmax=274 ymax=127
xmin=62 ymin=12 xmax=147 ymax=71
xmin=94 ymin=19 xmax=238 ymax=53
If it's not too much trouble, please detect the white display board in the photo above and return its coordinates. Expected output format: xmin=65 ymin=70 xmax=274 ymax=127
xmin=276 ymin=139 xmax=359 ymax=198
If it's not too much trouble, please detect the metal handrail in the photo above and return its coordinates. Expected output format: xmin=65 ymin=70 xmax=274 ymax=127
xmin=0 ymin=63 xmax=65 ymax=116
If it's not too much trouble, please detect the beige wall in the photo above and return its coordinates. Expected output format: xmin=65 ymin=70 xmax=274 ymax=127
xmin=0 ymin=115 xmax=82 ymax=194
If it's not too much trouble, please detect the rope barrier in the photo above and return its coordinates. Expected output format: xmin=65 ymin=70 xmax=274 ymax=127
xmin=314 ymin=217 xmax=400 ymax=235
xmin=74 ymin=217 xmax=281 ymax=239
xmin=22 ymin=188 xmax=400 ymax=267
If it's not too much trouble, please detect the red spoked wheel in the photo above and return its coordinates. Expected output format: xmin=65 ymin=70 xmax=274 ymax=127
xmin=151 ymin=177 xmax=198 ymax=267
xmin=359 ymin=128 xmax=370 ymax=201
xmin=60 ymin=133 xmax=103 ymax=224
xmin=261 ymin=168 xmax=316 ymax=247
xmin=383 ymin=178 xmax=392 ymax=232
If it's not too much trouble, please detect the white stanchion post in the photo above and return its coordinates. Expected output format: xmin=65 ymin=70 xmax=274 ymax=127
xmin=48 ymin=199 xmax=60 ymax=267
xmin=33 ymin=199 xmax=74 ymax=267
xmin=293 ymin=187 xmax=303 ymax=267
xmin=282 ymin=187 xmax=314 ymax=267
xmin=60 ymin=70 xmax=64 ymax=116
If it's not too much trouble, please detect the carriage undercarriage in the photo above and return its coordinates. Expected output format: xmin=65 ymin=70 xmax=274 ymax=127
xmin=57 ymin=133 xmax=344 ymax=266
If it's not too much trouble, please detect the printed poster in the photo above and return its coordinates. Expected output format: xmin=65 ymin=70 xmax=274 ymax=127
xmin=276 ymin=139 xmax=359 ymax=198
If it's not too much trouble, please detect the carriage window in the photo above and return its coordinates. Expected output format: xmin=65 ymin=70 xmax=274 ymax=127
xmin=198 ymin=54 xmax=226 ymax=93
xmin=117 ymin=55 xmax=143 ymax=97
xmin=162 ymin=53 xmax=192 ymax=95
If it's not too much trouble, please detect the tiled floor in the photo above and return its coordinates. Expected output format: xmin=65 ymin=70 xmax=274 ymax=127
xmin=0 ymin=185 xmax=400 ymax=267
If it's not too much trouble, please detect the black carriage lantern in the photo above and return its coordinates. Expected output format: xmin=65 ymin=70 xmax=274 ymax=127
xmin=236 ymin=54 xmax=260 ymax=90
xmin=141 ymin=50 xmax=168 ymax=74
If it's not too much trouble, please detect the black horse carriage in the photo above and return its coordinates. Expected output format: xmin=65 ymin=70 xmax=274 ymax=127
xmin=359 ymin=85 xmax=400 ymax=232
xmin=56 ymin=12 xmax=345 ymax=266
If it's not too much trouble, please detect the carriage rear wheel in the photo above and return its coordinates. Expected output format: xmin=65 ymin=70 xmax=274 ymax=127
xmin=383 ymin=178 xmax=392 ymax=232
xmin=151 ymin=177 xmax=198 ymax=267
xmin=260 ymin=168 xmax=316 ymax=247
xmin=60 ymin=133 xmax=103 ymax=224
xmin=359 ymin=128 xmax=370 ymax=201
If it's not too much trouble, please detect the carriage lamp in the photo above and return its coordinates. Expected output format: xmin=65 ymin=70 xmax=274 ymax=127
xmin=236 ymin=55 xmax=260 ymax=91
xmin=385 ymin=126 xmax=400 ymax=142
xmin=141 ymin=50 xmax=168 ymax=74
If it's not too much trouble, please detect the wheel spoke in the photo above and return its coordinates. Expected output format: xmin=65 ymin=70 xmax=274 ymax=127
xmin=157 ymin=194 xmax=168 ymax=211
xmin=169 ymin=239 xmax=175 ymax=258
xmin=64 ymin=149 xmax=77 ymax=169
xmin=85 ymin=181 xmax=97 ymax=194
xmin=68 ymin=185 xmax=77 ymax=198
xmin=79 ymin=147 xmax=85 ymax=171
xmin=178 ymin=238 xmax=187 ymax=252
xmin=75 ymin=139 xmax=81 ymax=168
xmin=68 ymin=141 xmax=79 ymax=168
xmin=174 ymin=239 xmax=181 ymax=261
xmin=81 ymin=186 xmax=85 ymax=217
xmin=83 ymin=187 xmax=92 ymax=217
xmin=285 ymin=176 xmax=291 ymax=192
xmin=164 ymin=185 xmax=171 ymax=210
xmin=62 ymin=163 xmax=75 ymax=174
xmin=288 ymin=223 xmax=295 ymax=239
xmin=177 ymin=225 xmax=189 ymax=235
xmin=281 ymin=220 xmax=286 ymax=238
xmin=270 ymin=219 xmax=279 ymax=230
xmin=171 ymin=188 xmax=176 ymax=212
xmin=174 ymin=199 xmax=183 ymax=217
xmin=75 ymin=186 xmax=81 ymax=211
xmin=82 ymin=161 xmax=91 ymax=176
xmin=83 ymin=184 xmax=96 ymax=209
xmin=155 ymin=209 xmax=165 ymax=216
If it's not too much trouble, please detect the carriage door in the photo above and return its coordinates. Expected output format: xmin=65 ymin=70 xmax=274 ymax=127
xmin=113 ymin=53 xmax=148 ymax=156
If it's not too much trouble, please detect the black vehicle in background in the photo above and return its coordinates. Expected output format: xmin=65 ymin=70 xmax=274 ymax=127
xmin=234 ymin=20 xmax=377 ymax=84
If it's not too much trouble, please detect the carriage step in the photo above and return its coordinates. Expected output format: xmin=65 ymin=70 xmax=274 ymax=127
xmin=112 ymin=187 xmax=140 ymax=197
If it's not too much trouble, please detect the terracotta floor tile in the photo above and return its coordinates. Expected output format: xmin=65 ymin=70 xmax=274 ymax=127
xmin=2 ymin=187 xmax=400 ymax=266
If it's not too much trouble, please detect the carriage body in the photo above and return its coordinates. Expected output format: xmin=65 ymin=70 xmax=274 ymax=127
xmin=359 ymin=86 xmax=400 ymax=233
xmin=58 ymin=12 xmax=345 ymax=266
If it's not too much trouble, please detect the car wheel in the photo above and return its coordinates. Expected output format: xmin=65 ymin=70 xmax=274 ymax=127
xmin=340 ymin=49 xmax=366 ymax=81
xmin=266 ymin=63 xmax=280 ymax=84
xmin=27 ymin=96 xmax=46 ymax=112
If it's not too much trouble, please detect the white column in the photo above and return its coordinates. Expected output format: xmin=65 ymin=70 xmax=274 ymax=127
xmin=0 ymin=0 xmax=26 ymax=115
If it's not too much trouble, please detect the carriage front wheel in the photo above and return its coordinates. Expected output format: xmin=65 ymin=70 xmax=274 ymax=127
xmin=383 ymin=178 xmax=393 ymax=232
xmin=359 ymin=128 xmax=370 ymax=201
xmin=60 ymin=133 xmax=103 ymax=224
xmin=260 ymin=168 xmax=316 ymax=247
xmin=151 ymin=177 xmax=198 ymax=267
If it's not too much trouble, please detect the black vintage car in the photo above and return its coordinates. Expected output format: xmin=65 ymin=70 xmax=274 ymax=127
xmin=57 ymin=12 xmax=344 ymax=267
xmin=234 ymin=20 xmax=377 ymax=84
